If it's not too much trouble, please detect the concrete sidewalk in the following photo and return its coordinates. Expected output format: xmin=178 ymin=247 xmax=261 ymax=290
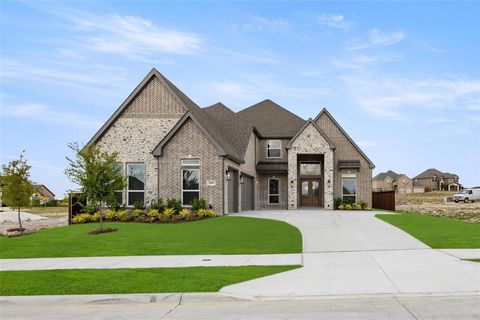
xmin=0 ymin=253 xmax=301 ymax=271
xmin=439 ymin=249 xmax=480 ymax=259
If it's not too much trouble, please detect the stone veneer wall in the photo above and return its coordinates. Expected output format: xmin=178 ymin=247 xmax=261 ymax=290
xmin=315 ymin=113 xmax=372 ymax=206
xmin=287 ymin=123 xmax=334 ymax=209
xmin=159 ymin=118 xmax=224 ymax=213
xmin=96 ymin=76 xmax=185 ymax=205
xmin=257 ymin=174 xmax=288 ymax=209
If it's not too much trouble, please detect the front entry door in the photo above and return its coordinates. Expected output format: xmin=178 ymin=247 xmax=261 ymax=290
xmin=300 ymin=179 xmax=322 ymax=207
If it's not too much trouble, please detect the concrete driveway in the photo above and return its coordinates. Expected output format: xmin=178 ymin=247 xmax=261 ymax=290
xmin=221 ymin=210 xmax=480 ymax=299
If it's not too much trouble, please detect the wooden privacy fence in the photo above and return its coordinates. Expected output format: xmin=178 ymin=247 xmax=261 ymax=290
xmin=372 ymin=191 xmax=395 ymax=211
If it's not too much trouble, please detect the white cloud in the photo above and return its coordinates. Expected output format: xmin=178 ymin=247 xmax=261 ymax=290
xmin=241 ymin=16 xmax=290 ymax=32
xmin=1 ymin=103 xmax=102 ymax=128
xmin=318 ymin=14 xmax=352 ymax=29
xmin=426 ymin=118 xmax=456 ymax=124
xmin=369 ymin=29 xmax=404 ymax=47
xmin=343 ymin=75 xmax=480 ymax=118
xmin=70 ymin=14 xmax=201 ymax=56
xmin=349 ymin=28 xmax=404 ymax=50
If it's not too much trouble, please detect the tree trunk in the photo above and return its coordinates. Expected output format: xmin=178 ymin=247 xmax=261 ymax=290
xmin=17 ymin=206 xmax=23 ymax=233
xmin=99 ymin=202 xmax=104 ymax=230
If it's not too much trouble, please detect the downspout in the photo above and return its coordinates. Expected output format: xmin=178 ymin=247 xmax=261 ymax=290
xmin=222 ymin=156 xmax=225 ymax=215
xmin=156 ymin=156 xmax=160 ymax=200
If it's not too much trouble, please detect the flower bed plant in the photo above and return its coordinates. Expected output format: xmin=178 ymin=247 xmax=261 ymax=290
xmin=335 ymin=198 xmax=371 ymax=211
xmin=72 ymin=198 xmax=217 ymax=224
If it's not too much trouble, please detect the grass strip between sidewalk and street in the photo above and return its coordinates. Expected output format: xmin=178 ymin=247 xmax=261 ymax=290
xmin=0 ymin=265 xmax=300 ymax=296
xmin=0 ymin=217 xmax=302 ymax=258
xmin=376 ymin=213 xmax=480 ymax=249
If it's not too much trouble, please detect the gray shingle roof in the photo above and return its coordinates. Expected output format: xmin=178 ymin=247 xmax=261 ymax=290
xmin=237 ymin=99 xmax=305 ymax=138
xmin=373 ymin=170 xmax=400 ymax=181
xmin=414 ymin=168 xmax=458 ymax=180
xmin=203 ymin=103 xmax=253 ymax=160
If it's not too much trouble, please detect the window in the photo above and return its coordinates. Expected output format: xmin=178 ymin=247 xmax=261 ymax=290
xmin=182 ymin=159 xmax=200 ymax=206
xmin=268 ymin=178 xmax=279 ymax=204
xmin=300 ymin=162 xmax=322 ymax=176
xmin=114 ymin=163 xmax=123 ymax=205
xmin=127 ymin=163 xmax=145 ymax=206
xmin=342 ymin=178 xmax=356 ymax=204
xmin=267 ymin=140 xmax=281 ymax=158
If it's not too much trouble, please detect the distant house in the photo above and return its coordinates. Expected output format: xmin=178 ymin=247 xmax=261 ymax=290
xmin=372 ymin=170 xmax=423 ymax=193
xmin=32 ymin=184 xmax=56 ymax=203
xmin=414 ymin=169 xmax=461 ymax=192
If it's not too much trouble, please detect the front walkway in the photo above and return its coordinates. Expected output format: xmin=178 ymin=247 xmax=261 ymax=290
xmin=221 ymin=210 xmax=480 ymax=299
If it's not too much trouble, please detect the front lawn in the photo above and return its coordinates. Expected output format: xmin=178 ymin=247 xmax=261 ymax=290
xmin=0 ymin=265 xmax=300 ymax=296
xmin=0 ymin=217 xmax=302 ymax=258
xmin=376 ymin=213 xmax=480 ymax=248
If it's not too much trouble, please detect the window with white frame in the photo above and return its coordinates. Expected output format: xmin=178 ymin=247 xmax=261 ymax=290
xmin=181 ymin=159 xmax=200 ymax=206
xmin=127 ymin=163 xmax=145 ymax=206
xmin=342 ymin=178 xmax=357 ymax=204
xmin=267 ymin=140 xmax=281 ymax=158
xmin=113 ymin=162 xmax=123 ymax=205
xmin=268 ymin=178 xmax=279 ymax=204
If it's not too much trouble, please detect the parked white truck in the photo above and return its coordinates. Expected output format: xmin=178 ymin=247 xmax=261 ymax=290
xmin=453 ymin=187 xmax=480 ymax=203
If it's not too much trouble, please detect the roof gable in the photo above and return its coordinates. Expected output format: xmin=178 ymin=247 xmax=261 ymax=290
xmin=152 ymin=112 xmax=243 ymax=163
xmin=414 ymin=168 xmax=457 ymax=179
xmin=286 ymin=119 xmax=336 ymax=149
xmin=314 ymin=108 xmax=375 ymax=169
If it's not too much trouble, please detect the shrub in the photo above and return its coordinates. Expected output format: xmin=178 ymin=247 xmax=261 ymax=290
xmin=191 ymin=198 xmax=207 ymax=212
xmin=45 ymin=199 xmax=58 ymax=207
xmin=91 ymin=212 xmax=101 ymax=222
xmin=179 ymin=208 xmax=190 ymax=219
xmin=163 ymin=207 xmax=175 ymax=219
xmin=354 ymin=203 xmax=362 ymax=210
xmin=334 ymin=197 xmax=343 ymax=209
xmin=149 ymin=198 xmax=165 ymax=212
xmin=147 ymin=209 xmax=160 ymax=221
xmin=337 ymin=204 xmax=345 ymax=210
xmin=82 ymin=203 xmax=99 ymax=214
xmin=72 ymin=213 xmax=92 ymax=224
xmin=116 ymin=210 xmax=128 ymax=222
xmin=343 ymin=197 xmax=354 ymax=206
xmin=131 ymin=209 xmax=144 ymax=219
xmin=345 ymin=204 xmax=352 ymax=210
xmin=166 ymin=198 xmax=182 ymax=213
xmin=133 ymin=201 xmax=145 ymax=210
xmin=359 ymin=201 xmax=369 ymax=210
xmin=198 ymin=209 xmax=216 ymax=218
xmin=105 ymin=209 xmax=117 ymax=221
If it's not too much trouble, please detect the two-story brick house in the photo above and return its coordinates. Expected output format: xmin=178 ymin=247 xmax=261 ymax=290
xmin=87 ymin=69 xmax=375 ymax=214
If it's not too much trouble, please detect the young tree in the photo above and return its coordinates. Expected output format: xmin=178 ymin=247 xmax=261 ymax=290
xmin=65 ymin=142 xmax=126 ymax=231
xmin=1 ymin=152 xmax=34 ymax=232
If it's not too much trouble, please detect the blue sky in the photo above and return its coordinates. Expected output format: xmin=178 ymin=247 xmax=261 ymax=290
xmin=1 ymin=1 xmax=479 ymax=197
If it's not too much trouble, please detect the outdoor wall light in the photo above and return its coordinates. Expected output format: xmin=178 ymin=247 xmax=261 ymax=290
xmin=226 ymin=170 xmax=232 ymax=181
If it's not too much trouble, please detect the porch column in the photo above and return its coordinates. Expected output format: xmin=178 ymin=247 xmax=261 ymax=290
xmin=287 ymin=152 xmax=298 ymax=209
xmin=324 ymin=151 xmax=334 ymax=209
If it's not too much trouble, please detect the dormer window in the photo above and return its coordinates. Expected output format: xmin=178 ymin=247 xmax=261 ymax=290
xmin=267 ymin=140 xmax=281 ymax=158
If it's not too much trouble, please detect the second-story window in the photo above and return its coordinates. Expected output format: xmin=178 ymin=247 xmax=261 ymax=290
xmin=267 ymin=140 xmax=281 ymax=158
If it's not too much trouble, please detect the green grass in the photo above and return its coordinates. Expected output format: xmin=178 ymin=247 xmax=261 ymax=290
xmin=0 ymin=266 xmax=300 ymax=296
xmin=0 ymin=217 xmax=302 ymax=258
xmin=376 ymin=213 xmax=480 ymax=248
xmin=466 ymin=259 xmax=480 ymax=263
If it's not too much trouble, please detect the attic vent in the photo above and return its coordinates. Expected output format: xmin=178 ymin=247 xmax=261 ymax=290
xmin=339 ymin=160 xmax=361 ymax=169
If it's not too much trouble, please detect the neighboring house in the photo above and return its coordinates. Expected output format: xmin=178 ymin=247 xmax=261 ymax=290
xmin=32 ymin=184 xmax=56 ymax=203
xmin=87 ymin=68 xmax=375 ymax=214
xmin=372 ymin=170 xmax=421 ymax=193
xmin=414 ymin=169 xmax=461 ymax=192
